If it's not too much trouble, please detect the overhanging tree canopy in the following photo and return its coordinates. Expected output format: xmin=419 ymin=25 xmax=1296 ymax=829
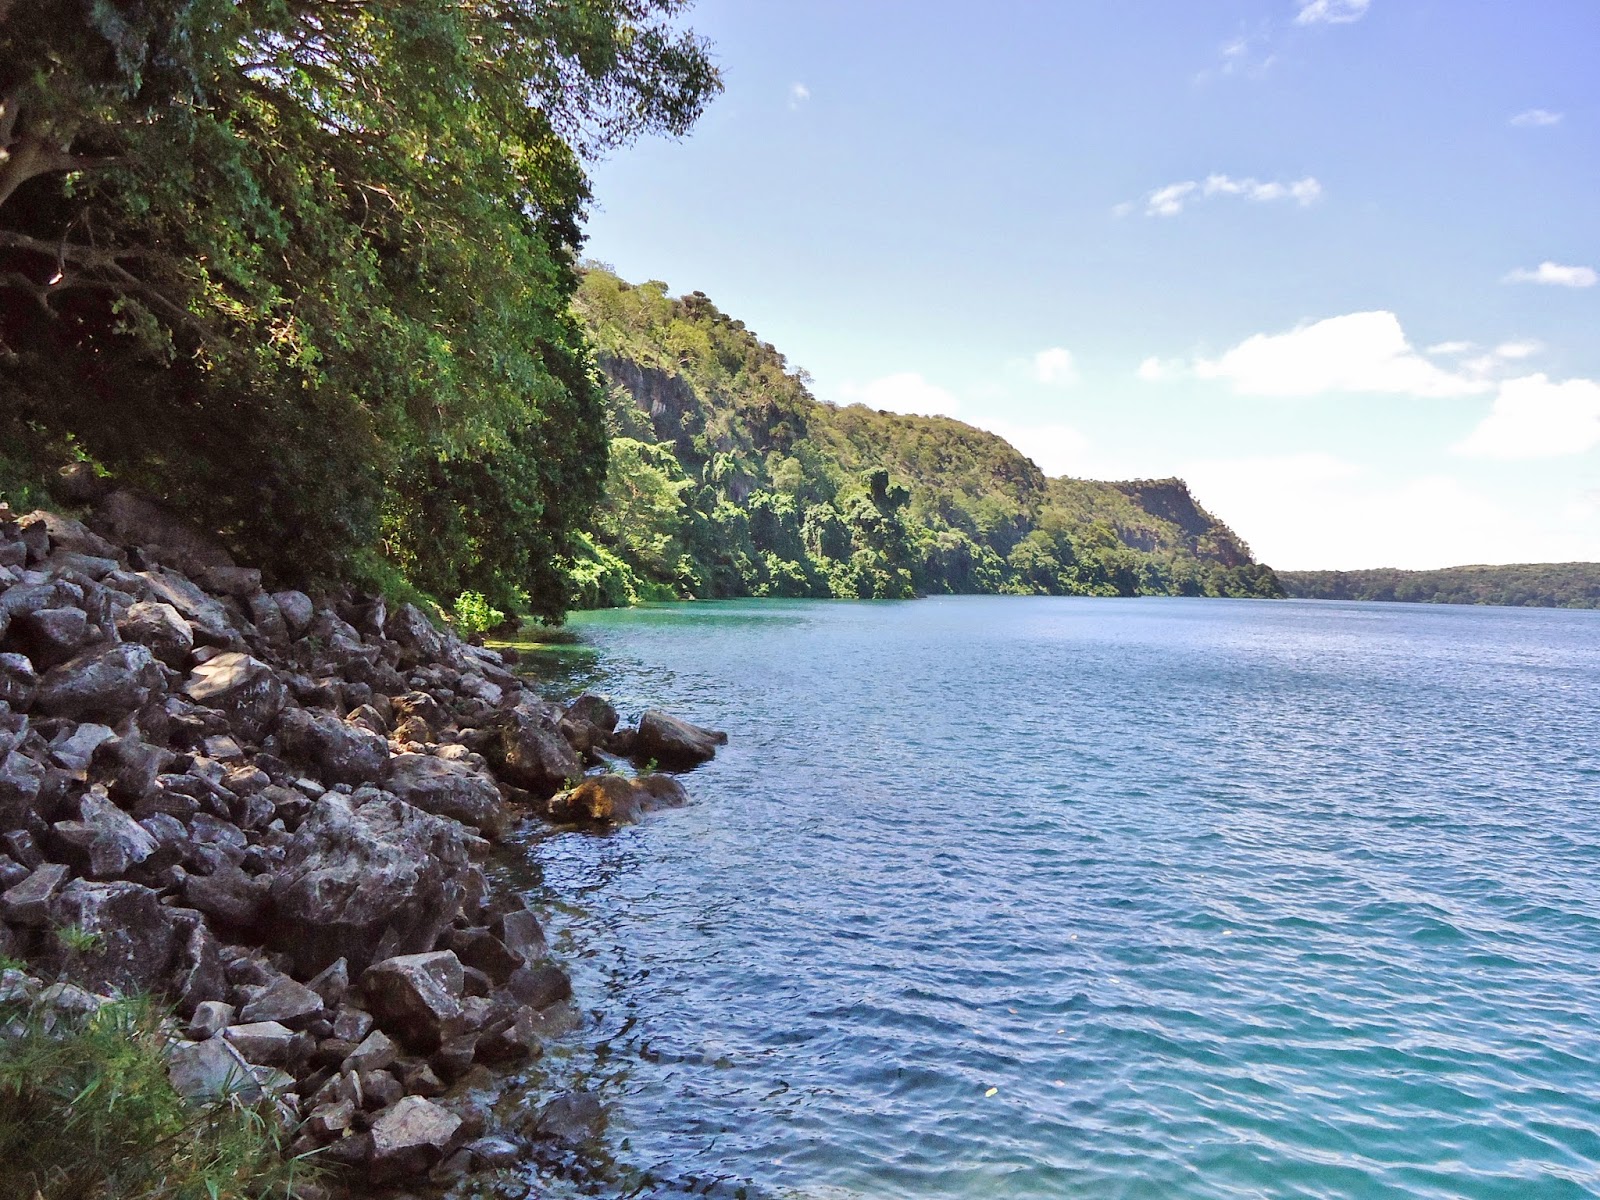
xmin=0 ymin=0 xmax=720 ymax=617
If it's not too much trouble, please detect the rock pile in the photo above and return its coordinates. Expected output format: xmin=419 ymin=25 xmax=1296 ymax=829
xmin=0 ymin=490 xmax=728 ymax=1190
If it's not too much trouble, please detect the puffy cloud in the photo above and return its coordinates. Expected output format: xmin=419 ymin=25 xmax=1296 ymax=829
xmin=1192 ymin=311 xmax=1489 ymax=398
xmin=1182 ymin=458 xmax=1600 ymax=570
xmin=1134 ymin=174 xmax=1321 ymax=217
xmin=1136 ymin=356 xmax=1182 ymax=381
xmin=1510 ymin=108 xmax=1563 ymax=127
xmin=980 ymin=420 xmax=1090 ymax=477
xmin=1503 ymin=261 xmax=1597 ymax=288
xmin=1032 ymin=347 xmax=1078 ymax=387
xmin=1295 ymin=0 xmax=1371 ymax=25
xmin=788 ymin=83 xmax=810 ymax=109
xmin=1453 ymin=374 xmax=1600 ymax=459
xmin=838 ymin=372 xmax=962 ymax=419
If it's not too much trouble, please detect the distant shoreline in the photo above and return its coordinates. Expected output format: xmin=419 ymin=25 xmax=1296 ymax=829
xmin=1277 ymin=563 xmax=1600 ymax=610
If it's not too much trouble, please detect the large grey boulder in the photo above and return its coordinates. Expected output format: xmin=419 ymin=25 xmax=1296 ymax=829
xmin=11 ymin=607 xmax=96 ymax=670
xmin=270 ymin=590 xmax=314 ymax=637
xmin=367 ymin=1095 xmax=463 ymax=1182
xmin=383 ymin=603 xmax=446 ymax=668
xmin=169 ymin=1035 xmax=271 ymax=1103
xmin=383 ymin=754 xmax=511 ymax=840
xmin=492 ymin=707 xmax=580 ymax=795
xmin=50 ymin=788 xmax=160 ymax=879
xmin=635 ymin=710 xmax=728 ymax=768
xmin=267 ymin=793 xmax=473 ymax=977
xmin=361 ymin=950 xmax=464 ymax=1052
xmin=116 ymin=601 xmax=194 ymax=668
xmin=184 ymin=652 xmax=286 ymax=741
xmin=277 ymin=707 xmax=388 ymax=785
xmin=45 ymin=878 xmax=178 ymax=993
xmin=134 ymin=568 xmax=237 ymax=645
xmin=34 ymin=642 xmax=164 ymax=723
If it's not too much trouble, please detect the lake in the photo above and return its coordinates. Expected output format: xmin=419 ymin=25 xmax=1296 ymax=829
xmin=515 ymin=596 xmax=1600 ymax=1199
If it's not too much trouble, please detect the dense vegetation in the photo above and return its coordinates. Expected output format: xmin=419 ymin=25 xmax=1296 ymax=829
xmin=1280 ymin=565 xmax=1600 ymax=609
xmin=570 ymin=269 xmax=1283 ymax=605
xmin=0 ymin=0 xmax=718 ymax=621
xmin=0 ymin=990 xmax=308 ymax=1199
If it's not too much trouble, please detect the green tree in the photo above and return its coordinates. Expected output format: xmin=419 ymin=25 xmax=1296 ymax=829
xmin=1 ymin=1 xmax=720 ymax=617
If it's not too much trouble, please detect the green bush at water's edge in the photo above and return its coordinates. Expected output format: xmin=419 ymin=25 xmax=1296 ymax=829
xmin=0 ymin=990 xmax=313 ymax=1200
xmin=567 ymin=268 xmax=1286 ymax=607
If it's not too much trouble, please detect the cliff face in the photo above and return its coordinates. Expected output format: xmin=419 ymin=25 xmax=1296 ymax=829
xmin=572 ymin=268 xmax=1283 ymax=604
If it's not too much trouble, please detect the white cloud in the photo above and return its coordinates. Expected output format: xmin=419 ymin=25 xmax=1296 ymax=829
xmin=788 ymin=82 xmax=810 ymax=110
xmin=1295 ymin=0 xmax=1371 ymax=25
xmin=1453 ymin=374 xmax=1600 ymax=459
xmin=1493 ymin=340 xmax=1542 ymax=360
xmin=838 ymin=372 xmax=962 ymax=419
xmin=1136 ymin=356 xmax=1182 ymax=381
xmin=1134 ymin=173 xmax=1321 ymax=217
xmin=1503 ymin=261 xmax=1597 ymax=288
xmin=1192 ymin=311 xmax=1490 ymax=398
xmin=1425 ymin=340 xmax=1475 ymax=357
xmin=1182 ymin=458 xmax=1600 ymax=570
xmin=1510 ymin=108 xmax=1563 ymax=127
xmin=981 ymin=420 xmax=1090 ymax=477
xmin=1032 ymin=347 xmax=1078 ymax=387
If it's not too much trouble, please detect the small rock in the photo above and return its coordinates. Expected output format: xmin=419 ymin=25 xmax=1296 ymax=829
xmin=333 ymin=1006 xmax=375 ymax=1043
xmin=239 ymin=973 xmax=325 ymax=1027
xmin=0 ymin=860 xmax=69 ymax=926
xmin=188 ymin=1000 xmax=236 ymax=1040
xmin=306 ymin=957 xmax=350 ymax=1007
xmin=271 ymin=590 xmax=315 ymax=637
xmin=116 ymin=601 xmax=194 ymax=669
xmin=531 ymin=1090 xmax=607 ymax=1146
xmin=361 ymin=951 xmax=464 ymax=1052
xmin=51 ymin=787 xmax=160 ymax=879
xmin=343 ymin=1029 xmax=398 ymax=1074
xmin=34 ymin=642 xmax=164 ymax=724
xmin=223 ymin=1020 xmax=297 ymax=1065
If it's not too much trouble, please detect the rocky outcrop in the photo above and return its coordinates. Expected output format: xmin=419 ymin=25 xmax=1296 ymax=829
xmin=0 ymin=496 xmax=727 ymax=1191
xmin=635 ymin=709 xmax=728 ymax=768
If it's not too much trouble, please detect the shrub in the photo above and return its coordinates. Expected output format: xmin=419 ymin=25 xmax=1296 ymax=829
xmin=0 ymin=995 xmax=314 ymax=1200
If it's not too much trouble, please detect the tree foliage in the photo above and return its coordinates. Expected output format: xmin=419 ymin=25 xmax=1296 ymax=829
xmin=572 ymin=267 xmax=1284 ymax=606
xmin=0 ymin=1 xmax=719 ymax=618
xmin=1280 ymin=564 xmax=1600 ymax=609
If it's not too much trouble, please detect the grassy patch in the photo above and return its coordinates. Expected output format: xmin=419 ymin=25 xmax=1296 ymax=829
xmin=0 ymin=994 xmax=316 ymax=1200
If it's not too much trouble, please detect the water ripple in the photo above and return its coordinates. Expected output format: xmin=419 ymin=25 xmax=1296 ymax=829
xmin=523 ymin=597 xmax=1600 ymax=1199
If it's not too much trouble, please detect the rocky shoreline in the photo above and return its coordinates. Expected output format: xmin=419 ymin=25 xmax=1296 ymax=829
xmin=0 ymin=478 xmax=727 ymax=1195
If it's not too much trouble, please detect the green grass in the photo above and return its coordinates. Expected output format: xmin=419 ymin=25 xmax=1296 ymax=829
xmin=0 ymin=994 xmax=317 ymax=1200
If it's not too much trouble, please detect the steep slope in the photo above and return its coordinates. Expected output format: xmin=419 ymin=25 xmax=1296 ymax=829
xmin=568 ymin=268 xmax=1282 ymax=606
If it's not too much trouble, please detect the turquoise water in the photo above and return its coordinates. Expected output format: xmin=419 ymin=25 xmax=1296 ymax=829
xmin=524 ymin=596 xmax=1600 ymax=1199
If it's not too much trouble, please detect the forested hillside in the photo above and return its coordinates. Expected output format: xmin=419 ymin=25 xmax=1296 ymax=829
xmin=1280 ymin=565 xmax=1600 ymax=609
xmin=570 ymin=269 xmax=1283 ymax=605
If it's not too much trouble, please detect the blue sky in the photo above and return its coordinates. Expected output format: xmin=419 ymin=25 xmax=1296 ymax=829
xmin=582 ymin=0 xmax=1599 ymax=570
